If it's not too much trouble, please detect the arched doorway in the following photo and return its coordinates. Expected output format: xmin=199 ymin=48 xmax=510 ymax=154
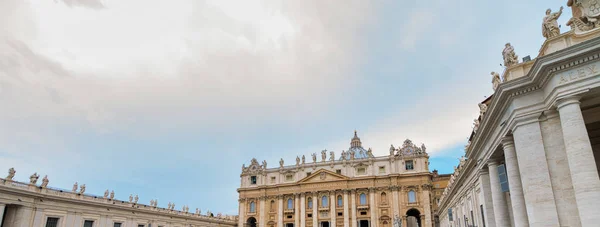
xmin=246 ymin=217 xmax=257 ymax=227
xmin=406 ymin=209 xmax=421 ymax=227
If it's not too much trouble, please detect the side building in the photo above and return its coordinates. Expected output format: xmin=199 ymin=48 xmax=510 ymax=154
xmin=437 ymin=2 xmax=600 ymax=227
xmin=0 ymin=172 xmax=237 ymax=227
xmin=237 ymin=132 xmax=437 ymax=227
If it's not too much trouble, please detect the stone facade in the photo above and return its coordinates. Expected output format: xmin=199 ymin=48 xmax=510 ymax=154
xmin=238 ymin=132 xmax=436 ymax=227
xmin=0 ymin=175 xmax=236 ymax=227
xmin=437 ymin=2 xmax=600 ymax=227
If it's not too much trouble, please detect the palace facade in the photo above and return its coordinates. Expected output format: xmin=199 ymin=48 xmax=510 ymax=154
xmin=0 ymin=173 xmax=236 ymax=227
xmin=237 ymin=132 xmax=437 ymax=227
xmin=437 ymin=1 xmax=600 ymax=227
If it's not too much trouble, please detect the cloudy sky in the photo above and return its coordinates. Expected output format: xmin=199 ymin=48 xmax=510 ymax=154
xmin=1 ymin=0 xmax=571 ymax=215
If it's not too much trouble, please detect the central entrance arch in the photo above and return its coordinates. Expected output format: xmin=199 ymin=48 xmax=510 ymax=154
xmin=406 ymin=209 xmax=421 ymax=227
xmin=246 ymin=217 xmax=257 ymax=227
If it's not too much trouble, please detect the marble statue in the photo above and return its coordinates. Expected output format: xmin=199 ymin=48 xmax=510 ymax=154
xmin=543 ymin=7 xmax=564 ymax=38
xmin=459 ymin=156 xmax=467 ymax=166
xmin=80 ymin=184 xmax=86 ymax=194
xmin=129 ymin=194 xmax=133 ymax=203
xmin=479 ymin=103 xmax=488 ymax=116
xmin=296 ymin=156 xmax=300 ymax=166
xmin=321 ymin=150 xmax=327 ymax=162
xmin=262 ymin=160 xmax=267 ymax=169
xmin=196 ymin=208 xmax=199 ymax=215
xmin=7 ymin=168 xmax=15 ymax=180
xmin=491 ymin=71 xmax=501 ymax=91
xmin=390 ymin=144 xmax=396 ymax=156
xmin=104 ymin=190 xmax=109 ymax=198
xmin=168 ymin=202 xmax=172 ymax=209
xmin=41 ymin=175 xmax=49 ymax=188
xmin=367 ymin=148 xmax=374 ymax=158
xmin=134 ymin=194 xmax=139 ymax=203
xmin=110 ymin=190 xmax=115 ymax=199
xmin=394 ymin=215 xmax=402 ymax=227
xmin=349 ymin=150 xmax=356 ymax=160
xmin=29 ymin=172 xmax=39 ymax=184
xmin=172 ymin=203 xmax=176 ymax=210
xmin=502 ymin=43 xmax=519 ymax=67
xmin=465 ymin=141 xmax=471 ymax=151
xmin=341 ymin=150 xmax=346 ymax=160
xmin=217 ymin=213 xmax=222 ymax=218
xmin=473 ymin=119 xmax=480 ymax=132
xmin=279 ymin=158 xmax=284 ymax=168
xmin=302 ymin=155 xmax=305 ymax=164
xmin=312 ymin=153 xmax=317 ymax=163
xmin=198 ymin=208 xmax=202 ymax=214
xmin=329 ymin=151 xmax=335 ymax=161
xmin=421 ymin=144 xmax=427 ymax=153
xmin=72 ymin=182 xmax=78 ymax=193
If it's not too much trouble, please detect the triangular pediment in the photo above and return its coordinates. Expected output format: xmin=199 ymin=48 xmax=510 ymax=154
xmin=297 ymin=169 xmax=349 ymax=183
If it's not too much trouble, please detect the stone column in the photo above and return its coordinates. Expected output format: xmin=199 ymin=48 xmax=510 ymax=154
xmin=312 ymin=194 xmax=318 ymax=227
xmin=391 ymin=187 xmax=400 ymax=218
xmin=301 ymin=193 xmax=306 ymax=227
xmin=295 ymin=194 xmax=300 ymax=227
xmin=556 ymin=96 xmax=600 ymax=227
xmin=369 ymin=188 xmax=377 ymax=227
xmin=13 ymin=206 xmax=33 ymax=227
xmin=239 ymin=199 xmax=246 ymax=227
xmin=513 ymin=119 xmax=560 ymax=226
xmin=402 ymin=215 xmax=407 ymax=227
xmin=260 ymin=198 xmax=266 ymax=227
xmin=278 ymin=196 xmax=284 ymax=227
xmin=487 ymin=160 xmax=510 ymax=227
xmin=502 ymin=136 xmax=529 ymax=227
xmin=344 ymin=190 xmax=350 ymax=227
xmin=351 ymin=190 xmax=357 ymax=227
xmin=31 ymin=208 xmax=45 ymax=227
xmin=0 ymin=204 xmax=5 ymax=227
xmin=330 ymin=191 xmax=336 ymax=227
xmin=422 ymin=186 xmax=432 ymax=227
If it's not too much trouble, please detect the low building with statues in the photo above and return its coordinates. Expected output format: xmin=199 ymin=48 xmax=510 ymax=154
xmin=237 ymin=132 xmax=438 ymax=227
xmin=437 ymin=1 xmax=600 ymax=227
xmin=0 ymin=171 xmax=237 ymax=227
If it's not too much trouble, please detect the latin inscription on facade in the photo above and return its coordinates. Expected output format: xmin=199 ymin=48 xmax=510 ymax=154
xmin=558 ymin=63 xmax=598 ymax=84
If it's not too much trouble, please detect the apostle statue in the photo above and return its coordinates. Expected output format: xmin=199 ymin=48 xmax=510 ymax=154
xmin=134 ymin=194 xmax=139 ymax=203
xmin=29 ymin=172 xmax=39 ymax=184
xmin=72 ymin=182 xmax=78 ymax=193
xmin=129 ymin=194 xmax=133 ymax=203
xmin=473 ymin=119 xmax=480 ymax=132
xmin=329 ymin=151 xmax=335 ymax=161
xmin=279 ymin=158 xmax=284 ymax=168
xmin=262 ymin=160 xmax=267 ymax=169
xmin=367 ymin=148 xmax=374 ymax=158
xmin=502 ymin=43 xmax=519 ymax=67
xmin=341 ymin=150 xmax=347 ymax=160
xmin=110 ymin=190 xmax=115 ymax=199
xmin=296 ymin=156 xmax=300 ymax=166
xmin=104 ymin=190 xmax=109 ymax=199
xmin=196 ymin=208 xmax=200 ymax=215
xmin=302 ymin=155 xmax=305 ymax=164
xmin=491 ymin=71 xmax=501 ymax=91
xmin=80 ymin=184 xmax=86 ymax=194
xmin=321 ymin=150 xmax=327 ymax=162
xmin=389 ymin=144 xmax=396 ymax=156
xmin=312 ymin=153 xmax=317 ymax=163
xmin=420 ymin=144 xmax=427 ymax=154
xmin=41 ymin=175 xmax=49 ymax=188
xmin=479 ymin=103 xmax=488 ymax=116
xmin=349 ymin=150 xmax=356 ymax=160
xmin=542 ymin=7 xmax=564 ymax=39
xmin=7 ymin=168 xmax=15 ymax=180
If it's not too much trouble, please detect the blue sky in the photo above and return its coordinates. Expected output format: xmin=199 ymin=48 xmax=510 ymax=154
xmin=0 ymin=0 xmax=571 ymax=215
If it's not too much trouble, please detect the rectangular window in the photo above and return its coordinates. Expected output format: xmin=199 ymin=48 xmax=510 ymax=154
xmin=113 ymin=223 xmax=122 ymax=227
xmin=250 ymin=176 xmax=257 ymax=185
xmin=337 ymin=212 xmax=343 ymax=217
xmin=46 ymin=218 xmax=59 ymax=227
xmin=307 ymin=214 xmax=312 ymax=218
xmin=83 ymin=220 xmax=94 ymax=227
xmin=357 ymin=167 xmax=366 ymax=175
xmin=448 ymin=208 xmax=453 ymax=221
xmin=271 ymin=176 xmax=276 ymax=183
xmin=335 ymin=169 xmax=341 ymax=174
xmin=138 ymin=225 xmax=144 ymax=227
xmin=498 ymin=164 xmax=509 ymax=192
xmin=306 ymin=172 xmax=311 ymax=177
xmin=405 ymin=160 xmax=414 ymax=170
xmin=378 ymin=166 xmax=385 ymax=174
xmin=286 ymin=174 xmax=294 ymax=182
xmin=480 ymin=205 xmax=486 ymax=227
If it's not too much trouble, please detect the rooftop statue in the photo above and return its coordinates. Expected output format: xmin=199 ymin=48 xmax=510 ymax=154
xmin=420 ymin=144 xmax=427 ymax=153
xmin=329 ymin=151 xmax=335 ymax=161
xmin=567 ymin=0 xmax=600 ymax=32
xmin=279 ymin=158 xmax=284 ymax=168
xmin=41 ymin=175 xmax=49 ymax=188
xmin=134 ymin=194 xmax=139 ymax=203
xmin=129 ymin=194 xmax=133 ymax=203
xmin=502 ymin=43 xmax=519 ymax=67
xmin=350 ymin=150 xmax=356 ymax=160
xmin=296 ymin=156 xmax=300 ymax=166
xmin=321 ymin=150 xmax=327 ymax=162
xmin=110 ymin=190 xmax=115 ymax=199
xmin=389 ymin=144 xmax=395 ymax=156
xmin=491 ymin=71 xmax=501 ymax=91
xmin=104 ymin=190 xmax=109 ymax=199
xmin=543 ymin=7 xmax=564 ymax=38
xmin=29 ymin=172 xmax=39 ymax=184
xmin=479 ymin=103 xmax=488 ymax=116
xmin=302 ymin=155 xmax=305 ymax=164
xmin=262 ymin=160 xmax=267 ymax=169
xmin=72 ymin=182 xmax=78 ymax=193
xmin=341 ymin=150 xmax=347 ymax=160
xmin=367 ymin=148 xmax=374 ymax=158
xmin=80 ymin=184 xmax=86 ymax=194
xmin=312 ymin=153 xmax=317 ymax=163
xmin=473 ymin=119 xmax=480 ymax=133
xmin=7 ymin=168 xmax=15 ymax=180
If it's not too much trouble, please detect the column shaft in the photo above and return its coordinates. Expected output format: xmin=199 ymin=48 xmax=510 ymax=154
xmin=260 ymin=199 xmax=266 ymax=227
xmin=301 ymin=194 xmax=306 ymax=227
xmin=502 ymin=136 xmax=529 ymax=227
xmin=313 ymin=195 xmax=318 ymax=227
xmin=351 ymin=191 xmax=357 ymax=227
xmin=330 ymin=192 xmax=336 ymax=227
xmin=0 ymin=204 xmax=5 ymax=227
xmin=295 ymin=194 xmax=300 ymax=227
xmin=487 ymin=161 xmax=510 ymax=227
xmin=369 ymin=189 xmax=377 ymax=227
xmin=278 ymin=197 xmax=284 ymax=227
xmin=513 ymin=120 xmax=560 ymax=226
xmin=557 ymin=97 xmax=600 ymax=227
xmin=422 ymin=188 xmax=432 ymax=227
xmin=344 ymin=191 xmax=350 ymax=227
xmin=392 ymin=189 xmax=399 ymax=218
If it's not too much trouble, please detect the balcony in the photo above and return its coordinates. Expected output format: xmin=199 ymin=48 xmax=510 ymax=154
xmin=284 ymin=209 xmax=295 ymax=214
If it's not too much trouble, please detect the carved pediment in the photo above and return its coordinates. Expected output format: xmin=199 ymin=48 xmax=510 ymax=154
xmin=297 ymin=169 xmax=349 ymax=183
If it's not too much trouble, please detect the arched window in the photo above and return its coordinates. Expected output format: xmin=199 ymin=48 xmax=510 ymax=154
xmin=270 ymin=200 xmax=275 ymax=212
xmin=321 ymin=196 xmax=328 ymax=207
xmin=337 ymin=195 xmax=343 ymax=207
xmin=287 ymin=198 xmax=293 ymax=209
xmin=408 ymin=190 xmax=416 ymax=203
xmin=307 ymin=197 xmax=313 ymax=208
xmin=249 ymin=201 xmax=256 ymax=213
xmin=381 ymin=192 xmax=387 ymax=204
xmin=359 ymin=193 xmax=367 ymax=205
